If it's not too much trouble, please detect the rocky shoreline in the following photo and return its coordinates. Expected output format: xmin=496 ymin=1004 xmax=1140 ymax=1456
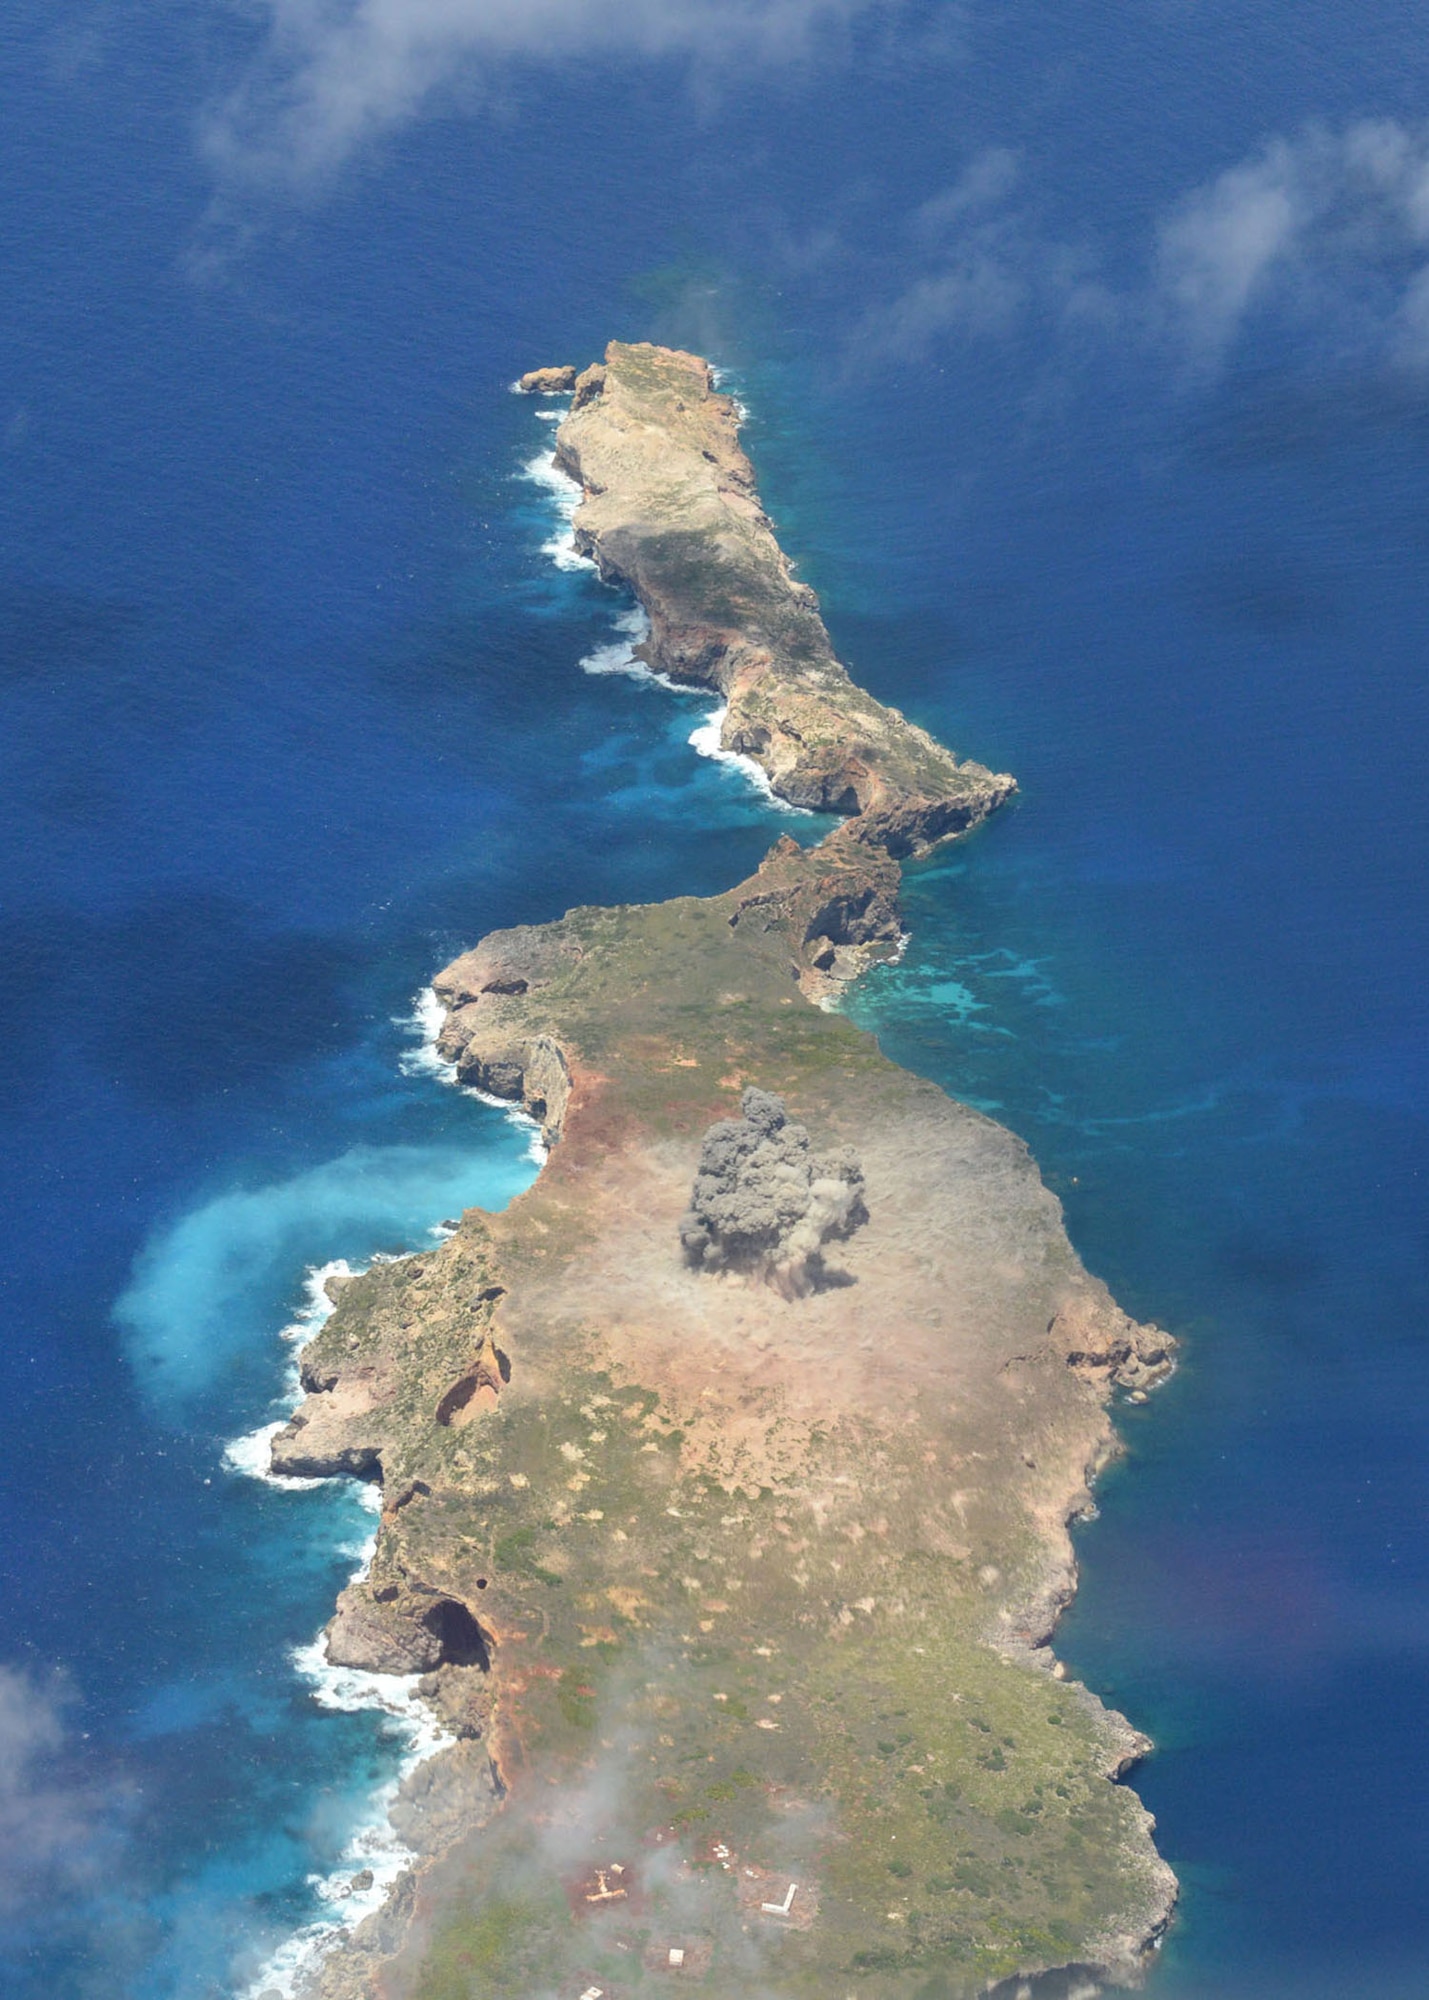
xmin=264 ymin=347 xmax=1177 ymax=2000
xmin=546 ymin=345 xmax=1016 ymax=852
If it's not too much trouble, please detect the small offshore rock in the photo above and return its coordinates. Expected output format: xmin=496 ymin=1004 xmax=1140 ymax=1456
xmin=516 ymin=364 xmax=577 ymax=394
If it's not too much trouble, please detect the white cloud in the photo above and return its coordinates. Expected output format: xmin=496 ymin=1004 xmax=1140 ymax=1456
xmin=1157 ymin=146 xmax=1304 ymax=353
xmin=206 ymin=0 xmax=887 ymax=184
xmin=0 ymin=1667 xmax=123 ymax=1916
xmin=1156 ymin=119 xmax=1429 ymax=366
xmin=866 ymin=258 xmax=1027 ymax=350
xmin=852 ymin=147 xmax=1110 ymax=360
xmin=857 ymin=120 xmax=1429 ymax=378
xmin=908 ymin=144 xmax=1021 ymax=243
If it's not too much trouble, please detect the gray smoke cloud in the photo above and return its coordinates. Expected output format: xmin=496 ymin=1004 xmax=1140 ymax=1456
xmin=679 ymin=1087 xmax=866 ymax=1298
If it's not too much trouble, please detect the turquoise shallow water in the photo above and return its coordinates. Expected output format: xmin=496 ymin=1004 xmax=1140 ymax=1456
xmin=3 ymin=2 xmax=1429 ymax=1992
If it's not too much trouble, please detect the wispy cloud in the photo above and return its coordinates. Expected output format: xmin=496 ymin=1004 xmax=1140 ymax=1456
xmin=1155 ymin=120 xmax=1429 ymax=368
xmin=851 ymin=147 xmax=1110 ymax=361
xmin=0 ymin=1666 xmax=127 ymax=1920
xmin=854 ymin=120 xmax=1429 ymax=382
xmin=205 ymin=0 xmax=889 ymax=186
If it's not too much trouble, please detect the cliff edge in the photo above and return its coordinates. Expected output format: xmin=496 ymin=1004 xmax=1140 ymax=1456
xmin=552 ymin=342 xmax=1016 ymax=855
xmin=268 ymin=350 xmax=1176 ymax=2000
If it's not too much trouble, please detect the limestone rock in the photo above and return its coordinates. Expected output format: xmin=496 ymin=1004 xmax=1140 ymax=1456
xmin=388 ymin=1739 xmax=502 ymax=1854
xmin=551 ymin=341 xmax=1017 ymax=852
xmin=326 ymin=1582 xmax=491 ymax=1676
xmin=515 ymin=364 xmax=576 ymax=394
xmin=1052 ymin=1297 xmax=1175 ymax=1393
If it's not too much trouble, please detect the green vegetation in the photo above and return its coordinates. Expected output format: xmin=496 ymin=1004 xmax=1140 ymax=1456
xmin=294 ymin=381 xmax=1170 ymax=1991
xmin=381 ymin=1343 xmax=1159 ymax=1997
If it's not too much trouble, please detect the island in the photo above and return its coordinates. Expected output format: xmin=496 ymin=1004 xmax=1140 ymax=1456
xmin=273 ymin=344 xmax=1177 ymax=2000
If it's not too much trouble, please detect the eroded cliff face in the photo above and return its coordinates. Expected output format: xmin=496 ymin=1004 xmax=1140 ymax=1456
xmin=553 ymin=343 xmax=1016 ymax=853
xmin=281 ymin=840 xmax=1174 ymax=2000
xmin=267 ymin=351 xmax=1177 ymax=2000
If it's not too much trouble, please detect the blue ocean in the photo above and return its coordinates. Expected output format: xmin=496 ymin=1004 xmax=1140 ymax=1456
xmin=3 ymin=3 xmax=1428 ymax=1994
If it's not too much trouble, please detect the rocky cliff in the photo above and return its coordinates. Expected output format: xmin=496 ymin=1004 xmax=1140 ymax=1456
xmin=269 ymin=350 xmax=1176 ymax=2000
xmin=553 ymin=343 xmax=1016 ymax=854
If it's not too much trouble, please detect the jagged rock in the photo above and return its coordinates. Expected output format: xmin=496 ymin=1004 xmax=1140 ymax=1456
xmin=1051 ymin=1297 xmax=1175 ymax=1393
xmin=433 ymin=924 xmax=576 ymax=1007
xmin=522 ymin=1034 xmax=571 ymax=1136
xmin=432 ymin=930 xmax=578 ymax=1140
xmin=727 ymin=827 xmax=903 ymax=1000
xmin=307 ymin=1869 xmax=419 ymax=2000
xmin=326 ymin=1583 xmax=491 ymax=1675
xmin=571 ymin=361 xmax=606 ymax=408
xmin=680 ymin=1087 xmax=867 ymax=1297
xmin=326 ymin=1584 xmax=441 ymax=1674
xmin=516 ymin=364 xmax=577 ymax=394
xmin=388 ymin=1739 xmax=502 ymax=1854
xmin=416 ymin=1662 xmax=491 ymax=1740
xmin=551 ymin=342 xmax=1016 ymax=851
xmin=434 ymin=1332 xmax=507 ymax=1426
xmin=268 ymin=1416 xmax=382 ymax=1482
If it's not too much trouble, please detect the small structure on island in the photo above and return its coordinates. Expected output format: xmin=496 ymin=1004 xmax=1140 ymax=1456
xmin=642 ymin=1935 xmax=713 ymax=1977
xmin=737 ymin=1863 xmax=820 ymax=1929
xmin=566 ymin=1859 xmax=641 ymax=1919
xmin=679 ymin=1088 xmax=867 ymax=1298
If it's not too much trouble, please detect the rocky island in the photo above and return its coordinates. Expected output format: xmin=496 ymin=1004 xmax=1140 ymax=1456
xmin=271 ymin=345 xmax=1176 ymax=2000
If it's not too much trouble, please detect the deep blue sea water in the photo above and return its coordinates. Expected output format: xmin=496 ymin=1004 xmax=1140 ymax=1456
xmin=3 ymin=3 xmax=1428 ymax=1994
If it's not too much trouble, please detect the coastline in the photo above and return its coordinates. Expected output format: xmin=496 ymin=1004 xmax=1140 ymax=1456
xmin=252 ymin=348 xmax=1176 ymax=2000
xmin=225 ymin=1260 xmax=457 ymax=2000
xmin=226 ymin=1007 xmax=545 ymax=2000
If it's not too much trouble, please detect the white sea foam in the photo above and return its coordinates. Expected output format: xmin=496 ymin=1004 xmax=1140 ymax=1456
xmin=469 ymin=1087 xmax=548 ymax=1166
xmin=228 ymin=1253 xmax=458 ymax=2000
xmin=222 ymin=1259 xmax=355 ymax=1490
xmin=708 ymin=365 xmax=751 ymax=422
xmin=223 ymin=1419 xmax=328 ymax=1493
xmin=577 ymin=603 xmax=676 ymax=687
xmin=396 ymin=988 xmax=548 ymax=1166
xmin=689 ymin=704 xmax=812 ymax=814
xmin=395 ymin=984 xmax=459 ymax=1088
xmin=520 ymin=445 xmax=594 ymax=573
xmin=235 ymin=1557 xmax=457 ymax=2000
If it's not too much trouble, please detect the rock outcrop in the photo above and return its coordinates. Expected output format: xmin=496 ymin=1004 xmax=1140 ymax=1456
xmin=268 ymin=347 xmax=1177 ymax=2000
xmin=432 ymin=924 xmax=579 ymax=1141
xmin=326 ymin=1581 xmax=491 ymax=1675
xmin=553 ymin=341 xmax=1017 ymax=852
xmin=514 ymin=363 xmax=577 ymax=394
